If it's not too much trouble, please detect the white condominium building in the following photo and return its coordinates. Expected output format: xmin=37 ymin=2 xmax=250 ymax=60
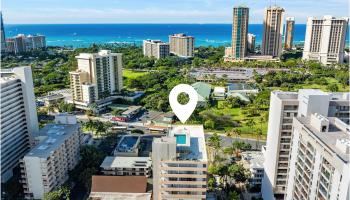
xmin=224 ymin=6 xmax=249 ymax=61
xmin=284 ymin=17 xmax=295 ymax=50
xmin=169 ymin=33 xmax=194 ymax=58
xmin=152 ymin=125 xmax=207 ymax=200
xmin=286 ymin=113 xmax=349 ymax=200
xmin=262 ymin=6 xmax=284 ymax=57
xmin=69 ymin=50 xmax=123 ymax=106
xmin=143 ymin=40 xmax=170 ymax=59
xmin=262 ymin=89 xmax=350 ymax=200
xmin=247 ymin=33 xmax=256 ymax=53
xmin=21 ymin=114 xmax=82 ymax=199
xmin=303 ymin=16 xmax=349 ymax=65
xmin=0 ymin=66 xmax=39 ymax=182
xmin=5 ymin=34 xmax=46 ymax=54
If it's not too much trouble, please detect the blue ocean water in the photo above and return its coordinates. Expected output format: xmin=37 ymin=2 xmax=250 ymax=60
xmin=0 ymin=23 xmax=328 ymax=48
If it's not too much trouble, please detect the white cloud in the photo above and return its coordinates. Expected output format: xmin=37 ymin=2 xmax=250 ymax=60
xmin=2 ymin=0 xmax=348 ymax=24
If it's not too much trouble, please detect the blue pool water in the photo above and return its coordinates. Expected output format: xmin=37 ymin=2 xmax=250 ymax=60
xmin=175 ymin=134 xmax=187 ymax=145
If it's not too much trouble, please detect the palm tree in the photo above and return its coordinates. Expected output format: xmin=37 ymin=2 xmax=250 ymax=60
xmin=256 ymin=128 xmax=263 ymax=149
xmin=225 ymin=141 xmax=246 ymax=158
xmin=207 ymin=133 xmax=222 ymax=162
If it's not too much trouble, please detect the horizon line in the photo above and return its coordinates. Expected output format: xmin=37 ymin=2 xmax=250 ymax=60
xmin=4 ymin=22 xmax=308 ymax=25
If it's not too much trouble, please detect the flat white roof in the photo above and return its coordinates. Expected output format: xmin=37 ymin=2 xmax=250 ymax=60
xmin=213 ymin=87 xmax=225 ymax=93
xmin=169 ymin=125 xmax=208 ymax=162
xmin=100 ymin=156 xmax=151 ymax=169
xmin=241 ymin=151 xmax=265 ymax=169
xmin=25 ymin=124 xmax=79 ymax=158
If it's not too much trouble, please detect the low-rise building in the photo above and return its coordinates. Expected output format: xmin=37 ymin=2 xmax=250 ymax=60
xmin=152 ymin=125 xmax=208 ymax=200
xmin=110 ymin=105 xmax=143 ymax=122
xmin=192 ymin=82 xmax=212 ymax=107
xmin=90 ymin=176 xmax=151 ymax=200
xmin=143 ymin=39 xmax=170 ymax=59
xmin=20 ymin=114 xmax=82 ymax=199
xmin=100 ymin=156 xmax=152 ymax=177
xmin=241 ymin=151 xmax=265 ymax=188
xmin=227 ymin=83 xmax=258 ymax=95
xmin=286 ymin=113 xmax=349 ymax=200
xmin=213 ymin=87 xmax=226 ymax=100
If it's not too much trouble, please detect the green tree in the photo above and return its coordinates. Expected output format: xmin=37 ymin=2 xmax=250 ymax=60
xmin=327 ymin=83 xmax=339 ymax=92
xmin=207 ymin=133 xmax=222 ymax=160
xmin=228 ymin=190 xmax=240 ymax=200
xmin=43 ymin=186 xmax=70 ymax=200
xmin=204 ymin=119 xmax=215 ymax=129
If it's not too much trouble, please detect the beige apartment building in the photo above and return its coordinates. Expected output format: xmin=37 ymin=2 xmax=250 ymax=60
xmin=284 ymin=17 xmax=295 ymax=50
xmin=152 ymin=125 xmax=207 ymax=200
xmin=262 ymin=89 xmax=350 ymax=200
xmin=20 ymin=114 xmax=82 ymax=199
xmin=0 ymin=66 xmax=39 ymax=182
xmin=143 ymin=39 xmax=169 ymax=59
xmin=286 ymin=113 xmax=349 ymax=200
xmin=262 ymin=6 xmax=284 ymax=57
xmin=302 ymin=16 xmax=349 ymax=65
xmin=224 ymin=6 xmax=249 ymax=61
xmin=69 ymin=50 xmax=123 ymax=107
xmin=169 ymin=33 xmax=194 ymax=58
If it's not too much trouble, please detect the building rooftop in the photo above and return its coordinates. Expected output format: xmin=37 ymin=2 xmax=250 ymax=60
xmin=91 ymin=176 xmax=148 ymax=193
xmin=192 ymin=82 xmax=212 ymax=101
xmin=100 ymin=156 xmax=151 ymax=169
xmin=169 ymin=125 xmax=208 ymax=162
xmin=213 ymin=87 xmax=225 ymax=93
xmin=25 ymin=123 xmax=79 ymax=158
xmin=296 ymin=116 xmax=350 ymax=163
xmin=227 ymin=83 xmax=256 ymax=91
xmin=241 ymin=151 xmax=265 ymax=169
xmin=144 ymin=39 xmax=168 ymax=44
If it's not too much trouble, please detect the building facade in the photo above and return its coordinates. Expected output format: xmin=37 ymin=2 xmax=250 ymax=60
xmin=0 ymin=66 xmax=39 ymax=182
xmin=100 ymin=156 xmax=152 ymax=177
xmin=152 ymin=125 xmax=207 ymax=200
xmin=1 ymin=12 xmax=6 ymax=54
xmin=69 ymin=50 xmax=123 ymax=106
xmin=262 ymin=6 xmax=284 ymax=57
xmin=303 ymin=16 xmax=349 ymax=65
xmin=224 ymin=6 xmax=249 ymax=61
xmin=286 ymin=113 xmax=349 ymax=200
xmin=169 ymin=33 xmax=194 ymax=58
xmin=21 ymin=115 xmax=82 ymax=199
xmin=262 ymin=89 xmax=350 ymax=200
xmin=143 ymin=40 xmax=170 ymax=59
xmin=284 ymin=17 xmax=295 ymax=50
xmin=241 ymin=151 xmax=265 ymax=188
xmin=5 ymin=34 xmax=46 ymax=54
xmin=247 ymin=33 xmax=256 ymax=53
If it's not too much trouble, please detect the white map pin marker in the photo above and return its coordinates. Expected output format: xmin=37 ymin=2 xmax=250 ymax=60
xmin=169 ymin=84 xmax=198 ymax=124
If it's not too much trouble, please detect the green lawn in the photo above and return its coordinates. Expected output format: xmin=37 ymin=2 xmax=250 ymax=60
xmin=296 ymin=77 xmax=348 ymax=92
xmin=202 ymin=104 xmax=268 ymax=139
xmin=123 ymin=69 xmax=148 ymax=79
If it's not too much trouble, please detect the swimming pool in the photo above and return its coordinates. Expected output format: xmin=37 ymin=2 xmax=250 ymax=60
xmin=175 ymin=134 xmax=187 ymax=145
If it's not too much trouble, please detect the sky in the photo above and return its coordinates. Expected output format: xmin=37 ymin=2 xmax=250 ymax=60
xmin=2 ymin=0 xmax=349 ymax=24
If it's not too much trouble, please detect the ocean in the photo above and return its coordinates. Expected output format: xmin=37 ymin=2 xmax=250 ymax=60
xmin=1 ymin=23 xmax=341 ymax=48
